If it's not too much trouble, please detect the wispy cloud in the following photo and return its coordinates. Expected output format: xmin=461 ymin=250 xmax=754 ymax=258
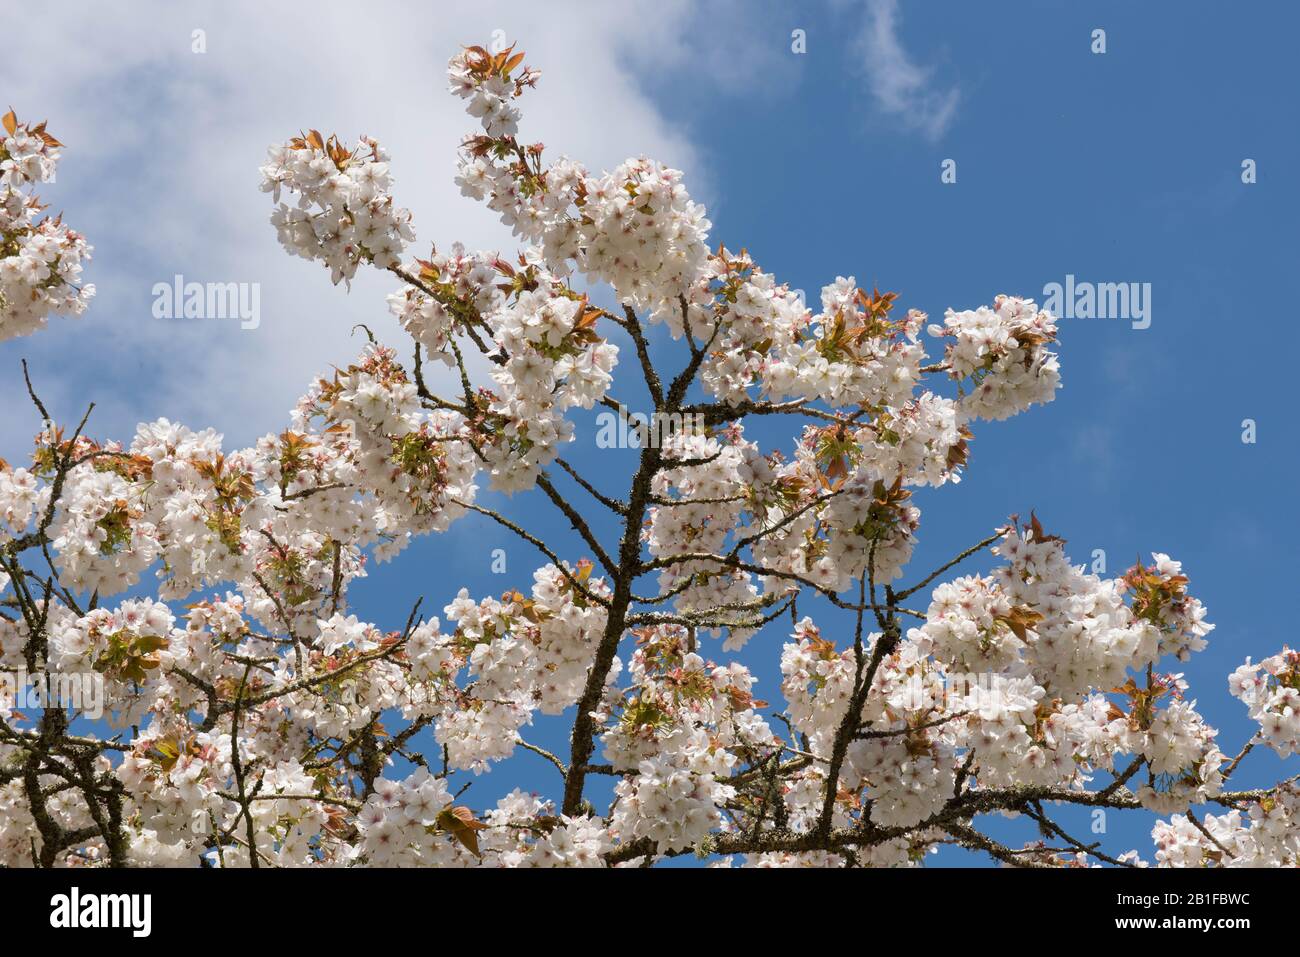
xmin=857 ymin=0 xmax=959 ymax=140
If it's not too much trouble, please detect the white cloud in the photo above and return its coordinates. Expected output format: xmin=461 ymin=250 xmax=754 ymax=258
xmin=0 ymin=0 xmax=740 ymax=456
xmin=856 ymin=0 xmax=959 ymax=140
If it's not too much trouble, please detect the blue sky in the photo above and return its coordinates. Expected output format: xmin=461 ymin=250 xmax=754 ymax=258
xmin=4 ymin=0 xmax=1297 ymax=864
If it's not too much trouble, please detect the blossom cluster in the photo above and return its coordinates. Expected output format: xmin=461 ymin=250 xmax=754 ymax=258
xmin=604 ymin=625 xmax=775 ymax=851
xmin=448 ymin=46 xmax=709 ymax=309
xmin=356 ymin=772 xmax=609 ymax=866
xmin=260 ymin=131 xmax=414 ymax=285
xmin=1152 ymin=785 xmax=1299 ymax=867
xmin=0 ymin=110 xmax=94 ymax=342
xmin=1229 ymin=648 xmax=1300 ymax=757
xmin=929 ymin=295 xmax=1059 ymax=421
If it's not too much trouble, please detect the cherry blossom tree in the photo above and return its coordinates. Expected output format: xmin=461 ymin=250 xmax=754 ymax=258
xmin=1 ymin=46 xmax=1296 ymax=868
